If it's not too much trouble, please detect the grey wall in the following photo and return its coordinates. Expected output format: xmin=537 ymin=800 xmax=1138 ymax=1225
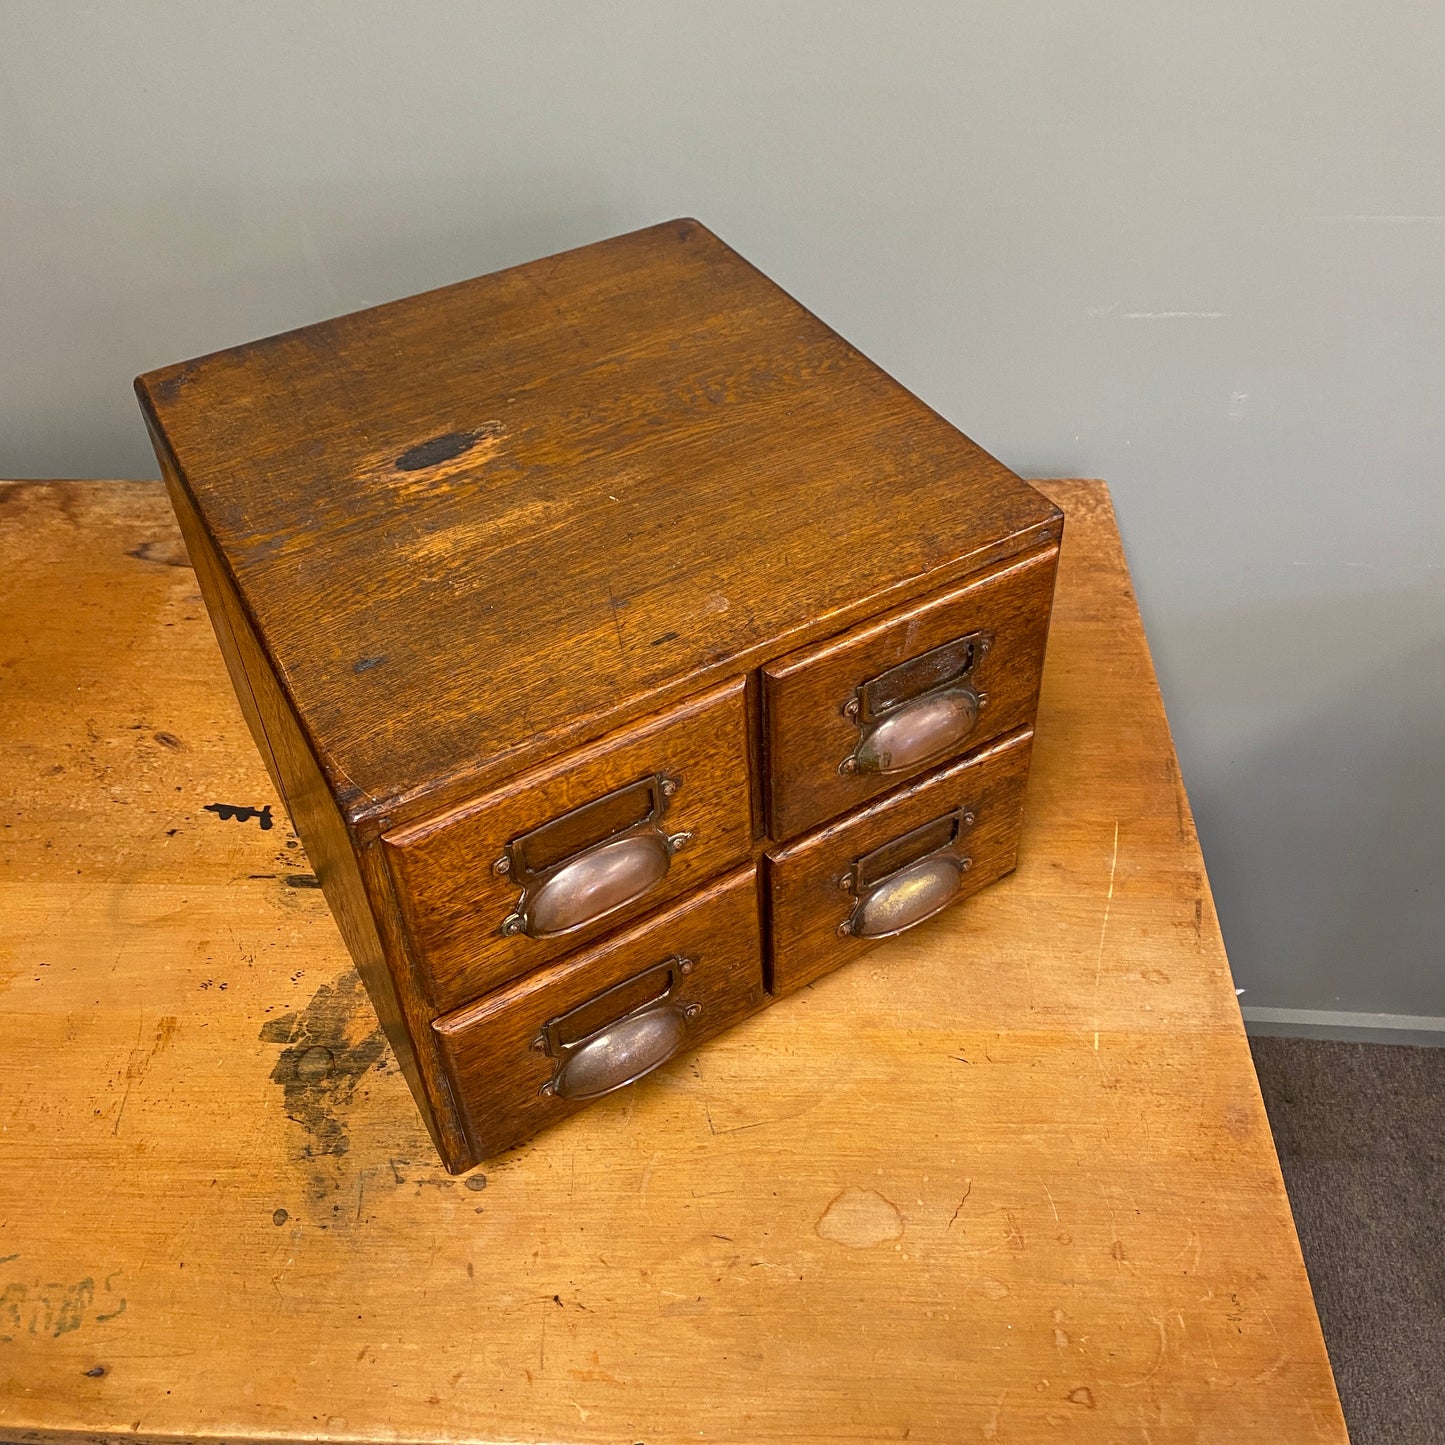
xmin=4 ymin=2 xmax=1442 ymax=1029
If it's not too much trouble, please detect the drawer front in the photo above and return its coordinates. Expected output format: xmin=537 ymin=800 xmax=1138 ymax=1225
xmin=385 ymin=679 xmax=753 ymax=1013
xmin=763 ymin=546 xmax=1058 ymax=840
xmin=767 ymin=728 xmax=1034 ymax=996
xmin=434 ymin=866 xmax=764 ymax=1160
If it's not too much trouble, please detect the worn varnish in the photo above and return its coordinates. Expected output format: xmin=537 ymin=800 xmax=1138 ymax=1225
xmin=135 ymin=221 xmax=1062 ymax=1169
xmin=385 ymin=679 xmax=753 ymax=1013
xmin=0 ymin=478 xmax=1347 ymax=1443
xmin=763 ymin=545 xmax=1058 ymax=839
xmin=766 ymin=728 xmax=1034 ymax=996
xmin=435 ymin=866 xmax=766 ymax=1160
xmin=136 ymin=220 xmax=1059 ymax=829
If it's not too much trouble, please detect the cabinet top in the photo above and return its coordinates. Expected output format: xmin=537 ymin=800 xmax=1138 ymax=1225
xmin=137 ymin=219 xmax=1058 ymax=829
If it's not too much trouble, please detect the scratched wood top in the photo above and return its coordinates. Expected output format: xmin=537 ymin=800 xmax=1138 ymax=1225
xmin=136 ymin=220 xmax=1056 ymax=828
xmin=0 ymin=479 xmax=1346 ymax=1445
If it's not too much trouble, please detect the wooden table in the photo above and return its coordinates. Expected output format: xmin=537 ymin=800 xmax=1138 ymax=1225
xmin=0 ymin=479 xmax=1347 ymax=1444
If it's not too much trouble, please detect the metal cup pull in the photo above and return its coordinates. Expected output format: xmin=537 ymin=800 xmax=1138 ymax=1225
xmin=851 ymin=687 xmax=979 ymax=775
xmin=535 ymin=957 xmax=701 ymax=1101
xmin=840 ymin=631 xmax=991 ymax=777
xmin=497 ymin=774 xmax=691 ymax=939
xmin=837 ymin=806 xmax=976 ymax=940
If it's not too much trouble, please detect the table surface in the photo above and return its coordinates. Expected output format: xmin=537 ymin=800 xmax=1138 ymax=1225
xmin=0 ymin=478 xmax=1347 ymax=1444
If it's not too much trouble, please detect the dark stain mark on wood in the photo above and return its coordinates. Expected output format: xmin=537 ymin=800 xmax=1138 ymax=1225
xmin=258 ymin=971 xmax=388 ymax=1193
xmin=204 ymin=802 xmax=274 ymax=830
xmin=463 ymin=1174 xmax=487 ymax=1192
xmin=150 ymin=365 xmax=197 ymax=404
xmin=650 ymin=631 xmax=680 ymax=646
xmin=0 ymin=1275 xmax=123 ymax=1341
xmin=284 ymin=873 xmax=322 ymax=889
xmin=353 ymin=655 xmax=388 ymax=673
xmin=295 ymin=1044 xmax=335 ymax=1080
xmin=93 ymin=1277 xmax=126 ymax=1324
xmin=153 ymin=731 xmax=184 ymax=750
xmin=947 ymin=1179 xmax=973 ymax=1230
xmin=54 ymin=1279 xmax=94 ymax=1334
xmin=83 ymin=1365 xmax=107 ymax=1378
xmin=395 ymin=430 xmax=483 ymax=472
xmin=272 ymin=1208 xmax=289 ymax=1227
xmin=126 ymin=537 xmax=191 ymax=568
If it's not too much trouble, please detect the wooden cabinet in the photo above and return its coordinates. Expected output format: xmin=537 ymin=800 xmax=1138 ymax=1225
xmin=136 ymin=219 xmax=1062 ymax=1171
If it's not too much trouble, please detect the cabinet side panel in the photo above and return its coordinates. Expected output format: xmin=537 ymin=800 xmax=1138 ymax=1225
xmin=153 ymin=443 xmax=474 ymax=1171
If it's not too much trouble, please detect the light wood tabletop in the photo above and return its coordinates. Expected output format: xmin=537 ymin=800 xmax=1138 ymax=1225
xmin=0 ymin=478 xmax=1347 ymax=1444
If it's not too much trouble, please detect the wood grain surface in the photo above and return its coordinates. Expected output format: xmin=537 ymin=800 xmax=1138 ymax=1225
xmin=766 ymin=728 xmax=1033 ymax=997
xmin=435 ymin=867 xmax=765 ymax=1161
xmin=763 ymin=546 xmax=1058 ymax=839
xmin=385 ymin=678 xmax=753 ymax=1014
xmin=136 ymin=219 xmax=1059 ymax=832
xmin=161 ymin=458 xmax=472 ymax=1167
xmin=0 ymin=478 xmax=1347 ymax=1444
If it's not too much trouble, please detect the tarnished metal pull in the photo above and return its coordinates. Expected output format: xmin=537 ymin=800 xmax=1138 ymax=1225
xmin=849 ymin=687 xmax=979 ymax=775
xmin=837 ymin=807 xmax=976 ymax=940
xmin=497 ymin=774 xmax=690 ymax=939
xmin=840 ymin=631 xmax=991 ymax=777
xmin=535 ymin=957 xmax=700 ymax=1100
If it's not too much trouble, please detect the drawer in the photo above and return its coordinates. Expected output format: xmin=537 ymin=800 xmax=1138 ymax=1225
xmin=767 ymin=728 xmax=1034 ymax=996
xmin=763 ymin=546 xmax=1058 ymax=839
xmin=384 ymin=679 xmax=753 ymax=1013
xmin=434 ymin=866 xmax=764 ymax=1160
